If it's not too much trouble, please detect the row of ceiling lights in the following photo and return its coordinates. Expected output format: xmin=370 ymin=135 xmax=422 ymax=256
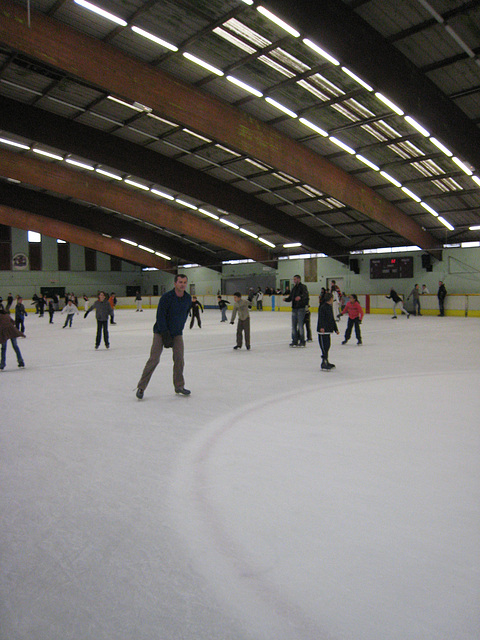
xmin=71 ymin=0 xmax=480 ymax=235
xmin=0 ymin=135 xmax=282 ymax=255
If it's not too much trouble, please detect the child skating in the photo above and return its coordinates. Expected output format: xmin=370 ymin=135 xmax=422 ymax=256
xmin=317 ymin=292 xmax=339 ymax=370
xmin=84 ymin=291 xmax=114 ymax=349
xmin=61 ymin=300 xmax=79 ymax=328
xmin=340 ymin=294 xmax=364 ymax=345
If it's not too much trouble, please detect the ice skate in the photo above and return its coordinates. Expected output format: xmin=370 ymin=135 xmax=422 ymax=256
xmin=175 ymin=387 xmax=191 ymax=396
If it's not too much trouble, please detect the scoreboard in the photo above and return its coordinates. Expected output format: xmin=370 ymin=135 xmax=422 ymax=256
xmin=370 ymin=256 xmax=414 ymax=279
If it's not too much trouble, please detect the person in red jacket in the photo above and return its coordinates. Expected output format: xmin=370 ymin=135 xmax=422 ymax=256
xmin=340 ymin=294 xmax=365 ymax=346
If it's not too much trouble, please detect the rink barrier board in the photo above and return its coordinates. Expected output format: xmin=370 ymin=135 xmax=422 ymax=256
xmin=14 ymin=294 xmax=480 ymax=317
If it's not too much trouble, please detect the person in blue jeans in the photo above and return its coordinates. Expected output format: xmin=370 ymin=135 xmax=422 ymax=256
xmin=283 ymin=274 xmax=310 ymax=347
xmin=0 ymin=308 xmax=25 ymax=370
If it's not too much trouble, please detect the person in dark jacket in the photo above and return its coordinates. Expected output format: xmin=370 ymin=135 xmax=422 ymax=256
xmin=217 ymin=296 xmax=229 ymax=322
xmin=48 ymin=299 xmax=55 ymax=324
xmin=84 ymin=291 xmax=114 ymax=349
xmin=317 ymin=292 xmax=339 ymax=370
xmin=189 ymin=296 xmax=203 ymax=329
xmin=15 ymin=297 xmax=27 ymax=333
xmin=437 ymin=281 xmax=447 ymax=316
xmin=0 ymin=308 xmax=25 ymax=370
xmin=136 ymin=275 xmax=192 ymax=399
xmin=386 ymin=288 xmax=410 ymax=319
xmin=5 ymin=293 xmax=13 ymax=313
xmin=283 ymin=274 xmax=310 ymax=347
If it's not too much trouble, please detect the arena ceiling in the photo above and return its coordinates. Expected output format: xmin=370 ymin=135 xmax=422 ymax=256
xmin=0 ymin=0 xmax=479 ymax=271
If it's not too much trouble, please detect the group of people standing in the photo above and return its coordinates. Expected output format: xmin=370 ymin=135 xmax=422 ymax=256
xmin=388 ymin=281 xmax=447 ymax=318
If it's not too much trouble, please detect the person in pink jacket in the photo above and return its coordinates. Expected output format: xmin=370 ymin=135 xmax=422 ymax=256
xmin=340 ymin=294 xmax=364 ymax=346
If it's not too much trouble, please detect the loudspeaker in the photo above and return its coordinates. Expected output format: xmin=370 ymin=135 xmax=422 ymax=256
xmin=421 ymin=254 xmax=433 ymax=271
xmin=350 ymin=258 xmax=360 ymax=274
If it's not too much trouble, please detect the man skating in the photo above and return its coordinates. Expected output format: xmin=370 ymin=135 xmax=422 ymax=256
xmin=136 ymin=275 xmax=192 ymax=399
xmin=230 ymin=293 xmax=251 ymax=350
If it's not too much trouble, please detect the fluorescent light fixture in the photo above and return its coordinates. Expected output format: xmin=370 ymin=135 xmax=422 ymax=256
xmin=356 ymin=154 xmax=380 ymax=171
xmin=219 ymin=218 xmax=240 ymax=229
xmin=380 ymin=171 xmax=402 ymax=188
xmin=375 ymin=92 xmax=404 ymax=116
xmin=138 ymin=245 xmax=155 ymax=253
xmin=283 ymin=242 xmax=301 ymax=248
xmin=107 ymin=96 xmax=144 ymax=111
xmin=131 ymin=26 xmax=178 ymax=51
xmin=472 ymin=176 xmax=480 ymax=187
xmin=121 ymin=238 xmax=138 ymax=246
xmin=420 ymin=201 xmax=439 ymax=217
xmin=142 ymin=267 xmax=159 ymax=271
xmin=240 ymin=228 xmax=259 ymax=238
xmin=33 ymin=148 xmax=63 ymax=160
xmin=65 ymin=158 xmax=94 ymax=170
xmin=452 ymin=157 xmax=473 ymax=175
xmin=299 ymin=117 xmax=328 ymax=137
xmin=124 ymin=179 xmax=149 ymax=190
xmin=241 ymin=0 xmax=254 ymax=4
xmin=329 ymin=136 xmax=355 ymax=154
xmin=147 ymin=113 xmax=177 ymax=127
xmin=181 ymin=263 xmax=200 ymax=268
xmin=199 ymin=208 xmax=219 ymax=220
xmin=155 ymin=251 xmax=171 ymax=260
xmin=151 ymin=188 xmax=174 ymax=200
xmin=257 ymin=6 xmax=300 ymax=38
xmin=430 ymin=137 xmax=453 ymax=157
xmin=175 ymin=198 xmax=198 ymax=210
xmin=461 ymin=241 xmax=480 ymax=248
xmin=401 ymin=186 xmax=421 ymax=202
xmin=73 ymin=0 xmax=127 ymax=25
xmin=182 ymin=129 xmax=212 ymax=143
xmin=264 ymin=97 xmax=297 ymax=118
xmin=0 ymin=137 xmax=30 ymax=150
xmin=226 ymin=75 xmax=263 ymax=97
xmin=437 ymin=216 xmax=454 ymax=231
xmin=222 ymin=259 xmax=254 ymax=265
xmin=56 ymin=239 xmax=66 ymax=244
xmin=258 ymin=237 xmax=276 ymax=248
xmin=215 ymin=144 xmax=240 ymax=156
xmin=303 ymin=38 xmax=340 ymax=65
xmin=96 ymin=168 xmax=122 ymax=180
xmin=469 ymin=225 xmax=480 ymax=231
xmin=404 ymin=116 xmax=430 ymax=137
xmin=341 ymin=67 xmax=373 ymax=91
xmin=102 ymin=234 xmax=112 ymax=238
xmin=183 ymin=52 xmax=224 ymax=76
xmin=28 ymin=231 xmax=41 ymax=243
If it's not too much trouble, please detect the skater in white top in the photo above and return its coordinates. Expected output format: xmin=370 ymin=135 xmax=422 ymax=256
xmin=61 ymin=300 xmax=79 ymax=328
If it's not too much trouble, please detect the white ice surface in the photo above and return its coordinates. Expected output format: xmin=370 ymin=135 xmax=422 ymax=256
xmin=1 ymin=308 xmax=479 ymax=640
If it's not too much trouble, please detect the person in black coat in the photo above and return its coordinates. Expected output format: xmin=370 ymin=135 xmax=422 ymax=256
xmin=284 ymin=275 xmax=310 ymax=347
xmin=386 ymin=288 xmax=410 ymax=319
xmin=317 ymin=292 xmax=339 ymax=370
xmin=437 ymin=281 xmax=447 ymax=316
xmin=189 ymin=296 xmax=203 ymax=329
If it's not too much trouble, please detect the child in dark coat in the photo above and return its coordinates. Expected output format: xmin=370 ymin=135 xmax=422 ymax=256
xmin=317 ymin=292 xmax=339 ymax=370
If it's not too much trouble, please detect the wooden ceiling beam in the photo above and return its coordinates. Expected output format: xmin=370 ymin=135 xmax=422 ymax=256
xmin=0 ymin=147 xmax=271 ymax=264
xmin=0 ymin=205 xmax=172 ymax=271
xmin=0 ymin=0 xmax=439 ymax=255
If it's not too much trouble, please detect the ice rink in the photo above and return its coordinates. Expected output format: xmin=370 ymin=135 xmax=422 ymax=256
xmin=1 ymin=306 xmax=479 ymax=640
